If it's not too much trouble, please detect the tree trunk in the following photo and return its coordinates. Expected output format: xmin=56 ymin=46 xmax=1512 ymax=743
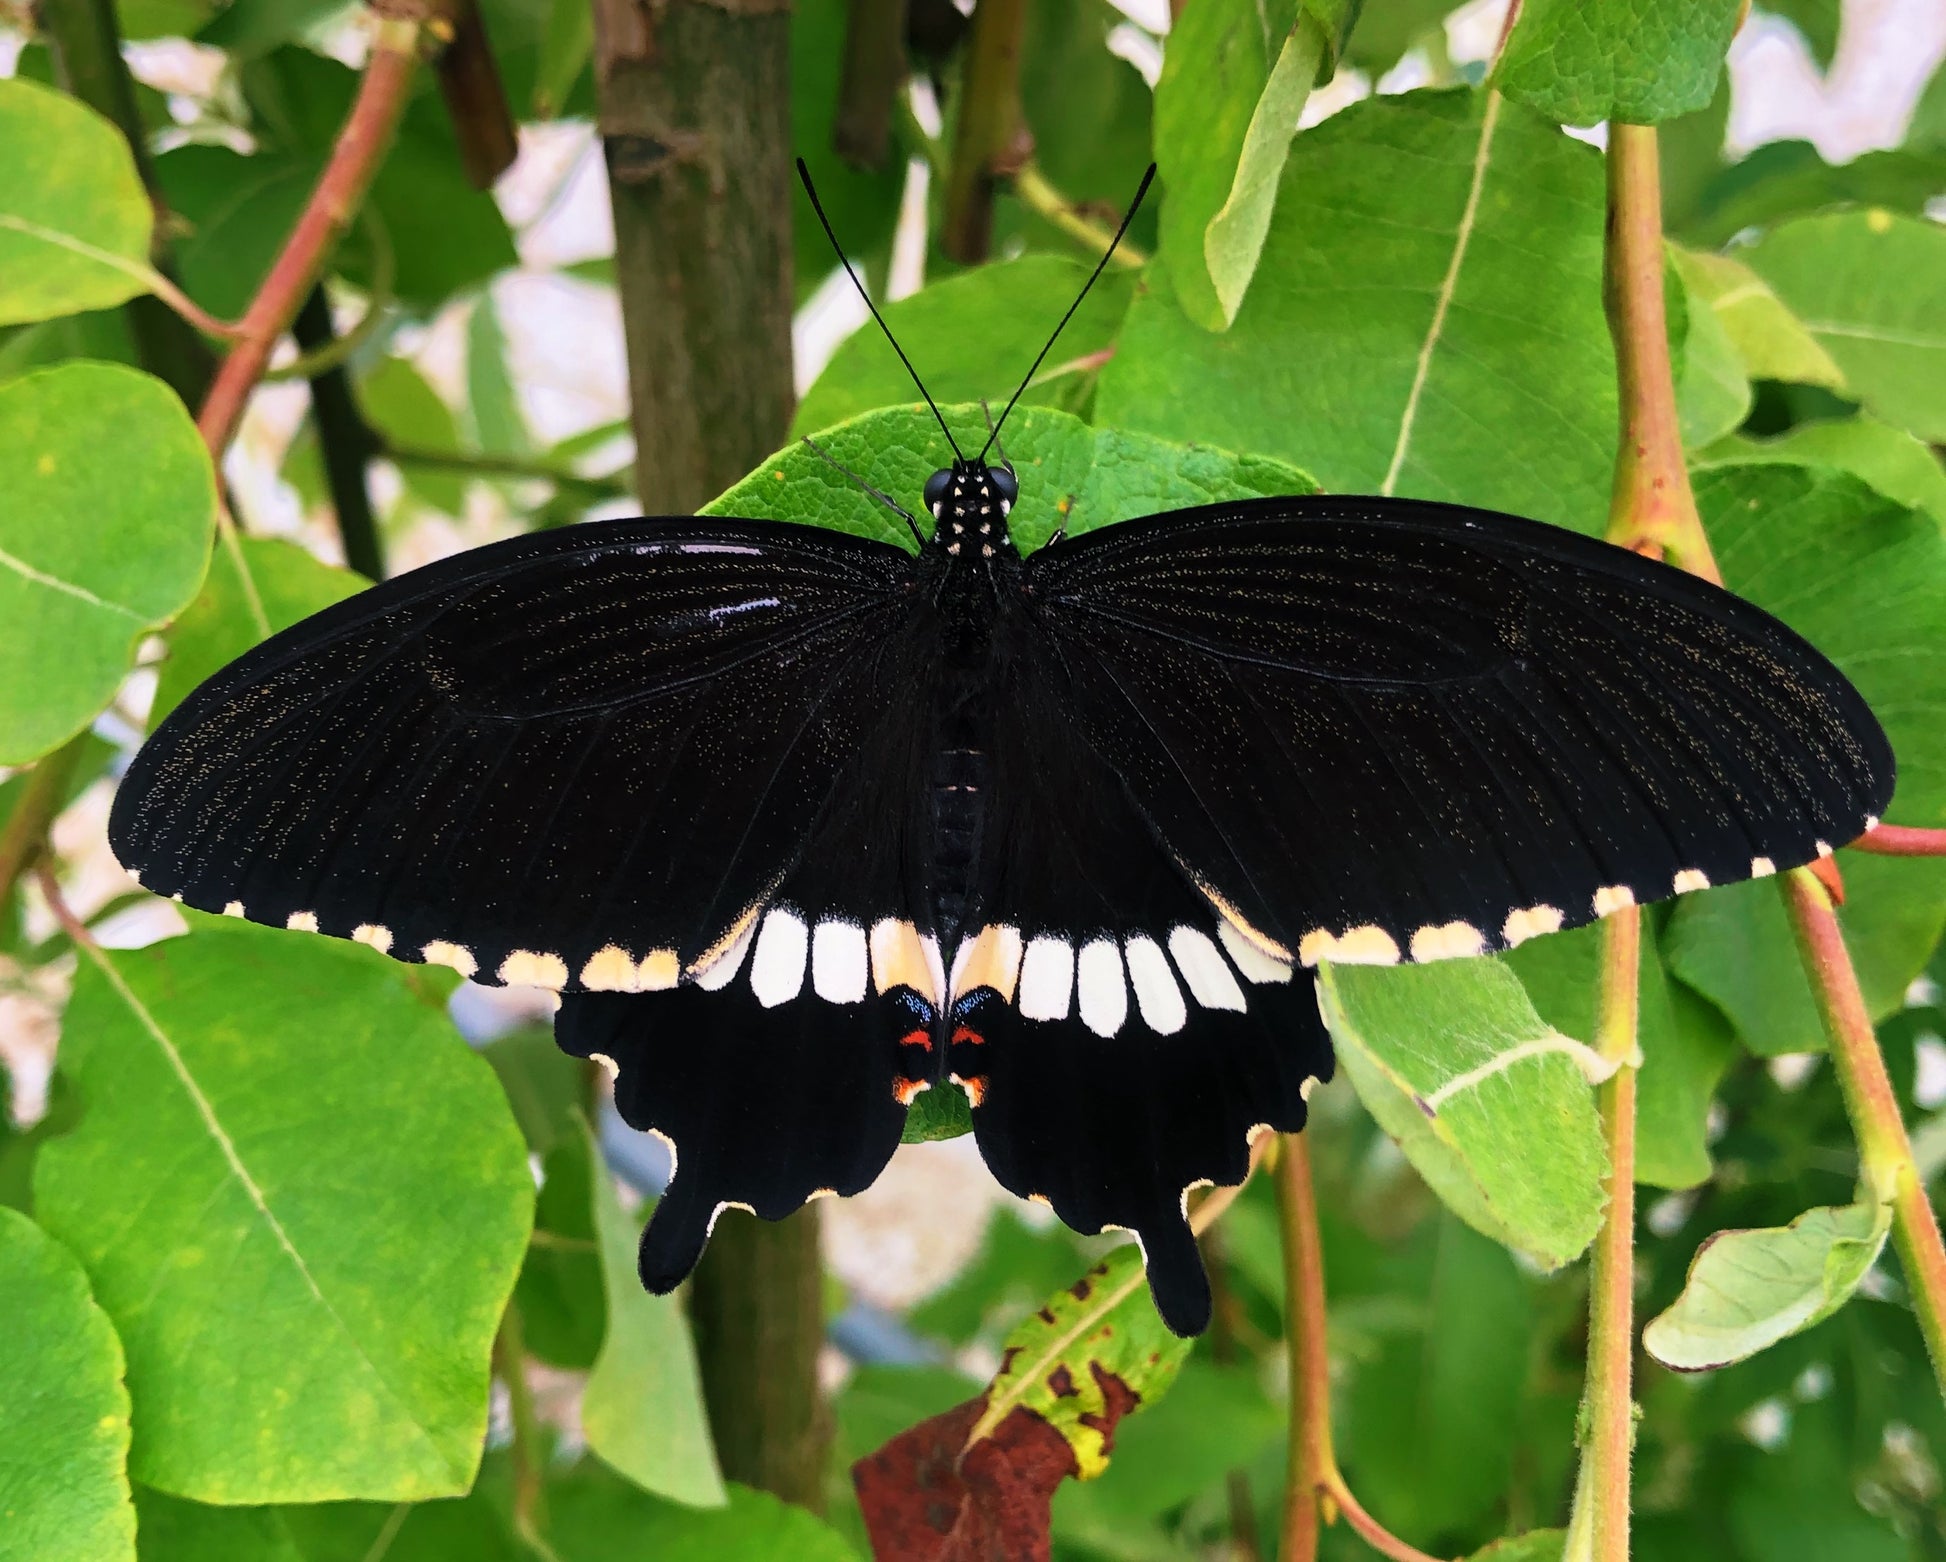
xmin=589 ymin=0 xmax=830 ymax=1510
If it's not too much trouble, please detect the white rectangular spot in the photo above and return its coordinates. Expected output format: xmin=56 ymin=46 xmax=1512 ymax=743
xmin=750 ymin=909 xmax=809 ymax=1007
xmin=1077 ymin=939 xmax=1128 ymax=1038
xmin=812 ymin=919 xmax=869 ymax=1004
xmin=1168 ymin=927 xmax=1247 ymax=1012
xmin=1018 ymin=936 xmax=1075 ymax=1022
xmin=1124 ymin=936 xmax=1187 ymax=1034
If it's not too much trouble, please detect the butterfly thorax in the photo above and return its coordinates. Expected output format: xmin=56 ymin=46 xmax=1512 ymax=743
xmin=921 ymin=460 xmax=1022 ymax=654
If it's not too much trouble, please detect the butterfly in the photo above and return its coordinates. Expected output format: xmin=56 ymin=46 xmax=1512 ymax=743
xmin=107 ymin=166 xmax=1893 ymax=1336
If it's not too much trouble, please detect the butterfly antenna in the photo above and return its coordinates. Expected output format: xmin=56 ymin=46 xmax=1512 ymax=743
xmin=801 ymin=436 xmax=926 ymax=548
xmin=980 ymin=397 xmax=1011 ymax=471
xmin=979 ymin=163 xmax=1156 ymax=464
xmin=796 ymin=158 xmax=964 ymax=464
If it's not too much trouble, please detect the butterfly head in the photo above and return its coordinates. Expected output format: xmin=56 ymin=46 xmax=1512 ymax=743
xmin=922 ymin=460 xmax=1019 ymax=559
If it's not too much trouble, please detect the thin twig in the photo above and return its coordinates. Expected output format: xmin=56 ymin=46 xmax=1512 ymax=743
xmin=1013 ymin=163 xmax=1149 ymax=268
xmin=1782 ymin=869 xmax=1946 ymax=1394
xmin=380 ymin=441 xmax=630 ymax=498
xmin=493 ymin=1302 xmax=549 ymax=1537
xmin=429 ymin=0 xmax=518 ymax=189
xmin=196 ymin=15 xmax=422 ymax=459
xmin=1851 ymin=823 xmax=1946 ymax=857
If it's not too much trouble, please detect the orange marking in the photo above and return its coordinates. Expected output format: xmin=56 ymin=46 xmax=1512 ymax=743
xmin=897 ymin=1028 xmax=933 ymax=1051
xmin=951 ymin=1025 xmax=986 ymax=1047
xmin=894 ymin=1078 xmax=927 ymax=1105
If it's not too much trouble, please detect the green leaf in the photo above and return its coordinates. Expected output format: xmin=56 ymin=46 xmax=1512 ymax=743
xmin=1339 ymin=1213 xmax=1533 ymax=1541
xmin=1318 ymin=959 xmax=1610 ymax=1269
xmin=902 ymin=1080 xmax=972 ymax=1142
xmin=151 ymin=537 xmax=363 ymax=725
xmin=1154 ymin=0 xmax=1343 ymax=329
xmin=0 ymin=307 xmax=137 ymax=384
xmin=1761 ymin=0 xmax=1840 ymax=69
xmin=0 ymin=78 xmax=155 ymax=326
xmin=155 ymin=146 xmax=319 ymax=323
xmin=33 ymin=919 xmax=534 ymax=1503
xmin=0 ymin=363 xmax=215 ymax=765
xmin=482 ymin=1024 xmax=585 ymax=1158
xmin=1663 ymin=853 xmax=1946 ymax=1057
xmin=361 ymin=356 xmax=466 ymax=514
xmin=1505 ymin=922 xmax=1732 ymax=1190
xmin=712 ymin=404 xmax=1316 ymax=554
xmin=532 ymin=0 xmax=595 ymax=117
xmin=1052 ymin=1360 xmax=1280 ymax=1530
xmin=1100 ymin=90 xmax=1620 ymax=535
xmin=1671 ymin=246 xmax=1847 ymax=392
xmin=0 ymin=1208 xmax=135 ymax=1562
xmin=1493 ymin=0 xmax=1742 ymax=125
xmin=1678 ymin=140 xmax=1946 ymax=249
xmin=580 ymin=1116 xmax=724 ymax=1507
xmin=549 ymin=1463 xmax=862 ymax=1562
xmin=1700 ymin=463 xmax=1946 ymax=823
xmin=1673 ymin=253 xmax=1752 ymax=450
xmin=465 ymin=294 xmax=532 ymax=456
xmin=1468 ymin=1533 xmax=1568 ymax=1562
xmin=1741 ymin=211 xmax=1946 ymax=442
xmin=134 ymin=1482 xmax=524 ymax=1561
xmin=197 ymin=0 xmax=349 ymax=55
xmin=1696 ymin=418 xmax=1946 ymax=530
xmin=792 ymin=259 xmax=1135 ymax=438
xmin=512 ymin=1118 xmax=605 ymax=1370
xmin=1642 ymin=1201 xmax=1891 ymax=1371
xmin=969 ymin=1245 xmax=1193 ymax=1480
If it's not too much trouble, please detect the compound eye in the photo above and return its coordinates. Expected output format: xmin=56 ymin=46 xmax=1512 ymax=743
xmin=923 ymin=469 xmax=953 ymax=512
xmin=989 ymin=465 xmax=1019 ymax=507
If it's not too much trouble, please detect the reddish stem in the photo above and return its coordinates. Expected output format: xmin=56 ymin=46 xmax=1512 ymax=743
xmin=1782 ymin=870 xmax=1946 ymax=1393
xmin=1850 ymin=823 xmax=1946 ymax=857
xmin=195 ymin=18 xmax=421 ymax=458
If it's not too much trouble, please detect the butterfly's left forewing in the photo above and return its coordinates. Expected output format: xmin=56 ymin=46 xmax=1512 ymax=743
xmin=1020 ymin=496 xmax=1892 ymax=972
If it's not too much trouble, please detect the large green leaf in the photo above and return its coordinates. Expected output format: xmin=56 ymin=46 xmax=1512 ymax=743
xmin=711 ymin=404 xmax=1316 ymax=553
xmin=548 ymin=1464 xmax=862 ymax=1562
xmin=1100 ymin=89 xmax=1619 ymax=534
xmin=1318 ymin=959 xmax=1611 ymax=1269
xmin=1701 ymin=463 xmax=1946 ymax=824
xmin=1642 ymin=1201 xmax=1891 ymax=1371
xmin=0 ymin=78 xmax=155 ymax=326
xmin=792 ymin=259 xmax=1135 ymax=438
xmin=1663 ymin=853 xmax=1946 ymax=1058
xmin=0 ymin=1208 xmax=135 ymax=1562
xmin=154 ymin=145 xmax=319 ymax=323
xmin=580 ymin=1117 xmax=724 ymax=1507
xmin=1695 ymin=419 xmax=1946 ymax=529
xmin=1678 ymin=141 xmax=1946 ymax=249
xmin=1154 ymin=0 xmax=1352 ymax=329
xmin=1494 ymin=0 xmax=1741 ymax=125
xmin=967 ymin=1244 xmax=1192 ymax=1479
xmin=151 ymin=536 xmax=363 ymax=726
xmin=1339 ymin=1213 xmax=1533 ymax=1542
xmin=1742 ymin=211 xmax=1946 ymax=442
xmin=1673 ymin=253 xmax=1752 ymax=449
xmin=34 ymin=919 xmax=534 ymax=1503
xmin=0 ymin=363 xmax=214 ymax=764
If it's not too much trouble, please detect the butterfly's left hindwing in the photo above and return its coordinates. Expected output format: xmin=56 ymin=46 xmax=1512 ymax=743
xmin=110 ymin=518 xmax=919 ymax=991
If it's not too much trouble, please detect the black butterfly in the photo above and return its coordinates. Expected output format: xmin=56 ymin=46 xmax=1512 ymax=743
xmin=108 ymin=168 xmax=1892 ymax=1336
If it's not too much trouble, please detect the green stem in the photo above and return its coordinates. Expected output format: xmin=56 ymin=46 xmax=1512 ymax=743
xmin=381 ymin=442 xmax=629 ymax=499
xmin=1782 ymin=869 xmax=1946 ymax=1395
xmin=1567 ymin=911 xmax=1641 ymax=1562
xmin=939 ymin=0 xmax=1028 ymax=264
xmin=1012 ymin=163 xmax=1149 ymax=268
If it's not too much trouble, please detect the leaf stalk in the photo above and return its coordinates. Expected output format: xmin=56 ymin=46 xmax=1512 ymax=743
xmin=1781 ymin=868 xmax=1946 ymax=1394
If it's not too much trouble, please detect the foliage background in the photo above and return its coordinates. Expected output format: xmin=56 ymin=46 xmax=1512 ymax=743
xmin=2 ymin=0 xmax=1945 ymax=1559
